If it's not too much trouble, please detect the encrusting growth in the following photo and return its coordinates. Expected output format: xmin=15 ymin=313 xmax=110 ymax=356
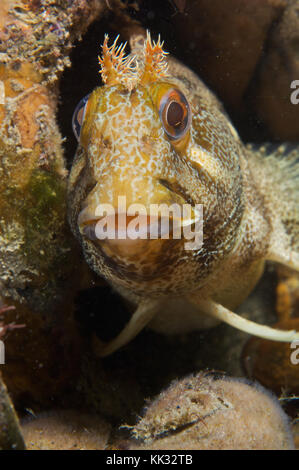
xmin=129 ymin=373 xmax=295 ymax=450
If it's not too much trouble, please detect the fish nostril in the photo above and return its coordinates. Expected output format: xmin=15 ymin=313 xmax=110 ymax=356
xmin=102 ymin=138 xmax=111 ymax=149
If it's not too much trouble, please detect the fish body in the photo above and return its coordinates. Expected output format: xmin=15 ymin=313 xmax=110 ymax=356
xmin=68 ymin=33 xmax=299 ymax=354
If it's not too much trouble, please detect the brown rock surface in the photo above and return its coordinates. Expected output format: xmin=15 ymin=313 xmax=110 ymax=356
xmin=250 ymin=0 xmax=299 ymax=140
xmin=0 ymin=0 xmax=107 ymax=406
xmin=169 ymin=0 xmax=287 ymax=111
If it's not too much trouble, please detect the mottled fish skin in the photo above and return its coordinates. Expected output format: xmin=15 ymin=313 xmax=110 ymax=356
xmin=68 ymin=33 xmax=299 ymax=354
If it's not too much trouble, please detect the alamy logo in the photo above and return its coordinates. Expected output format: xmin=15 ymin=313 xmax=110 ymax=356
xmin=0 ymin=340 xmax=4 ymax=365
xmin=290 ymin=340 xmax=299 ymax=365
xmin=82 ymin=197 xmax=204 ymax=251
xmin=290 ymin=80 xmax=299 ymax=105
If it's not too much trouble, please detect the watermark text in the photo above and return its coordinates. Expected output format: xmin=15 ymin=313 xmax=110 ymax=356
xmin=290 ymin=340 xmax=299 ymax=365
xmin=81 ymin=197 xmax=204 ymax=251
xmin=0 ymin=340 xmax=5 ymax=365
xmin=290 ymin=80 xmax=299 ymax=104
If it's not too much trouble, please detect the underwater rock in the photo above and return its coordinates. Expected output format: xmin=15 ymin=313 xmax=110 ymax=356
xmin=242 ymin=318 xmax=299 ymax=396
xmin=0 ymin=0 xmax=107 ymax=310
xmin=0 ymin=298 xmax=84 ymax=407
xmin=275 ymin=270 xmax=299 ymax=321
xmin=0 ymin=60 xmax=72 ymax=311
xmin=242 ymin=269 xmax=299 ymax=396
xmin=0 ymin=0 xmax=107 ymax=84
xmin=169 ymin=0 xmax=286 ymax=111
xmin=250 ymin=0 xmax=299 ymax=140
xmin=0 ymin=372 xmax=25 ymax=450
xmin=129 ymin=373 xmax=294 ymax=450
xmin=0 ymin=0 xmax=107 ymax=404
xmin=21 ymin=409 xmax=110 ymax=450
xmin=147 ymin=0 xmax=299 ymax=140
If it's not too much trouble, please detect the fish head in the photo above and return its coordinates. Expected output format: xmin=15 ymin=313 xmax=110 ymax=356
xmin=68 ymin=33 xmax=244 ymax=296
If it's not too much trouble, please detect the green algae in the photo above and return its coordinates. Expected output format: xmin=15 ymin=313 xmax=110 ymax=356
xmin=24 ymin=169 xmax=69 ymax=255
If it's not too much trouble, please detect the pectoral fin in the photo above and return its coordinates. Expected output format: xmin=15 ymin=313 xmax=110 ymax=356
xmin=189 ymin=296 xmax=299 ymax=342
xmin=249 ymin=144 xmax=299 ymax=274
xmin=94 ymin=298 xmax=161 ymax=357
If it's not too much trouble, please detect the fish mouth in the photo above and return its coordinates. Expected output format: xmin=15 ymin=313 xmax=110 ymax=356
xmin=77 ymin=178 xmax=201 ymax=256
xmin=78 ymin=206 xmax=201 ymax=243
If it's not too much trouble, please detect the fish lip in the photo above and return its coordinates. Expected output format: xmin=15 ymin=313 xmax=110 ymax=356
xmin=78 ymin=206 xmax=201 ymax=242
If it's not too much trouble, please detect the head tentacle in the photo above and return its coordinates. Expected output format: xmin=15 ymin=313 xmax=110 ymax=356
xmin=98 ymin=34 xmax=137 ymax=88
xmin=140 ymin=30 xmax=169 ymax=85
xmin=98 ymin=31 xmax=169 ymax=90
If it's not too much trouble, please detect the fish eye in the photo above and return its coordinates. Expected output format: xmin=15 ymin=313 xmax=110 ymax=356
xmin=159 ymin=89 xmax=191 ymax=140
xmin=72 ymin=94 xmax=90 ymax=141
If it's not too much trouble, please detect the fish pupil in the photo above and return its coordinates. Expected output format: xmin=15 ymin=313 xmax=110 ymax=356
xmin=167 ymin=101 xmax=184 ymax=128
